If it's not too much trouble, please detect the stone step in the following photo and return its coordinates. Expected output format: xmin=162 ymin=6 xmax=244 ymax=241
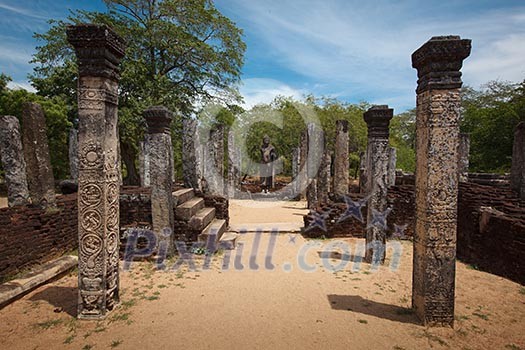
xmin=218 ymin=232 xmax=240 ymax=250
xmin=172 ymin=188 xmax=195 ymax=206
xmin=188 ymin=207 xmax=216 ymax=231
xmin=175 ymin=197 xmax=205 ymax=220
xmin=198 ymin=219 xmax=227 ymax=246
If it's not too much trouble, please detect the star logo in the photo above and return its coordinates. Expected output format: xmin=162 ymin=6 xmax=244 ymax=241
xmin=338 ymin=195 xmax=369 ymax=223
xmin=392 ymin=223 xmax=409 ymax=239
xmin=366 ymin=207 xmax=392 ymax=231
xmin=288 ymin=233 xmax=297 ymax=245
xmin=306 ymin=210 xmax=331 ymax=232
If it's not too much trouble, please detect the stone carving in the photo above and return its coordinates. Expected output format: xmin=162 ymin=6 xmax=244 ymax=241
xmin=363 ymin=105 xmax=393 ymax=264
xmin=458 ymin=133 xmax=470 ymax=182
xmin=204 ymin=124 xmax=225 ymax=195
xmin=510 ymin=122 xmax=525 ymax=200
xmin=0 ymin=115 xmax=30 ymax=206
xmin=21 ymin=102 xmax=56 ymax=208
xmin=260 ymin=135 xmax=277 ymax=192
xmin=334 ymin=120 xmax=349 ymax=196
xmin=182 ymin=119 xmax=203 ymax=191
xmin=387 ymin=147 xmax=397 ymax=187
xmin=411 ymin=35 xmax=471 ymax=327
xmin=144 ymin=106 xmax=175 ymax=256
xmin=69 ymin=128 xmax=79 ymax=181
xmin=139 ymin=139 xmax=151 ymax=187
xmin=317 ymin=150 xmax=332 ymax=204
xmin=68 ymin=24 xmax=125 ymax=320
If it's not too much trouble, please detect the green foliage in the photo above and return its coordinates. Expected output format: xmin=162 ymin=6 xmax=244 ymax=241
xmin=0 ymin=79 xmax=72 ymax=179
xmin=390 ymin=109 xmax=416 ymax=172
xmin=461 ymin=80 xmax=525 ymax=173
xmin=29 ymin=0 xmax=246 ymax=184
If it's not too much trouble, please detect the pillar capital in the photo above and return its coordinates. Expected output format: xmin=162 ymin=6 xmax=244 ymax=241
xmin=144 ymin=106 xmax=173 ymax=134
xmin=67 ymin=24 xmax=126 ymax=80
xmin=412 ymin=36 xmax=471 ymax=93
xmin=364 ymin=105 xmax=393 ymax=139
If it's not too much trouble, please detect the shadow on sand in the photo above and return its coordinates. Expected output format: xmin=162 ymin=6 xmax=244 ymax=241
xmin=30 ymin=286 xmax=77 ymax=318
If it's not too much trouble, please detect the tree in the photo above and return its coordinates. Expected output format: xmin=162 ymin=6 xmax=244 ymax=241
xmin=30 ymin=0 xmax=246 ymax=184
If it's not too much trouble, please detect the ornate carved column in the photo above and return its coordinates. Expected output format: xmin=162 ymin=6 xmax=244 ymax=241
xmin=334 ymin=120 xmax=349 ymax=196
xmin=69 ymin=128 xmax=79 ymax=181
xmin=411 ymin=36 xmax=471 ymax=326
xmin=387 ymin=147 xmax=397 ymax=187
xmin=67 ymin=24 xmax=125 ymax=320
xmin=363 ymin=105 xmax=393 ymax=264
xmin=0 ymin=115 xmax=30 ymax=206
xmin=144 ymin=106 xmax=175 ymax=255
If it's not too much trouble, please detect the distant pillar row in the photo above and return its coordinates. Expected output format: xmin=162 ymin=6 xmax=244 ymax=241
xmin=411 ymin=35 xmax=471 ymax=327
xmin=68 ymin=24 xmax=125 ymax=320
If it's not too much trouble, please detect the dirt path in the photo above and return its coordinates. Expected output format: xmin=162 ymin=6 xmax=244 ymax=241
xmin=229 ymin=199 xmax=308 ymax=224
xmin=0 ymin=234 xmax=524 ymax=350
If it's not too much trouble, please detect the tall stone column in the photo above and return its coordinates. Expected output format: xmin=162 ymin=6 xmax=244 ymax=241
xmin=363 ymin=106 xmax=393 ymax=264
xmin=306 ymin=123 xmax=324 ymax=208
xmin=67 ymin=24 xmax=125 ymax=320
xmin=139 ymin=139 xmax=150 ymax=187
xmin=317 ymin=150 xmax=331 ymax=204
xmin=204 ymin=124 xmax=224 ymax=195
xmin=334 ymin=120 xmax=349 ymax=196
xmin=0 ymin=116 xmax=30 ymax=206
xmin=511 ymin=122 xmax=525 ymax=200
xmin=144 ymin=106 xmax=175 ymax=254
xmin=69 ymin=128 xmax=79 ymax=181
xmin=21 ymin=102 xmax=56 ymax=208
xmin=411 ymin=36 xmax=471 ymax=327
xmin=387 ymin=147 xmax=397 ymax=187
xmin=227 ymin=129 xmax=240 ymax=198
xmin=299 ymin=129 xmax=308 ymax=199
xmin=359 ymin=151 xmax=367 ymax=194
xmin=458 ymin=133 xmax=470 ymax=182
xmin=292 ymin=147 xmax=300 ymax=198
xmin=182 ymin=119 xmax=202 ymax=191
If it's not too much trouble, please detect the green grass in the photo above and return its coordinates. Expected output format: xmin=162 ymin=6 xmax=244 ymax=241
xmin=146 ymin=295 xmax=159 ymax=301
xmin=34 ymin=319 xmax=63 ymax=330
xmin=121 ymin=299 xmax=136 ymax=310
xmin=64 ymin=335 xmax=76 ymax=344
xmin=519 ymin=287 xmax=525 ymax=295
xmin=111 ymin=340 xmax=123 ymax=348
xmin=357 ymin=319 xmax=368 ymax=324
xmin=82 ymin=345 xmax=93 ymax=350
xmin=472 ymin=311 xmax=489 ymax=321
xmin=505 ymin=344 xmax=522 ymax=350
xmin=110 ymin=312 xmax=131 ymax=323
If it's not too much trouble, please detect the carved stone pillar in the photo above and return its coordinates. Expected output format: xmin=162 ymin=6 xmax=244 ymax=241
xmin=411 ymin=35 xmax=471 ymax=326
xmin=182 ymin=119 xmax=202 ymax=191
xmin=292 ymin=147 xmax=300 ymax=198
xmin=387 ymin=147 xmax=397 ymax=187
xmin=0 ymin=115 xmax=30 ymax=206
xmin=299 ymin=129 xmax=308 ymax=199
xmin=139 ymin=139 xmax=150 ymax=187
xmin=363 ymin=105 xmax=393 ymax=264
xmin=359 ymin=151 xmax=367 ymax=194
xmin=317 ymin=150 xmax=331 ymax=204
xmin=144 ymin=106 xmax=174 ymax=255
xmin=227 ymin=129 xmax=240 ymax=198
xmin=204 ymin=124 xmax=224 ymax=195
xmin=334 ymin=120 xmax=349 ymax=196
xmin=306 ymin=123 xmax=324 ymax=208
xmin=69 ymin=128 xmax=79 ymax=181
xmin=458 ymin=133 xmax=470 ymax=182
xmin=21 ymin=102 xmax=56 ymax=208
xmin=67 ymin=24 xmax=125 ymax=320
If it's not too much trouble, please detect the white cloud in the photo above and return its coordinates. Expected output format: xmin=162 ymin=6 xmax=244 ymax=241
xmin=0 ymin=2 xmax=49 ymax=20
xmin=240 ymin=78 xmax=306 ymax=108
xmin=7 ymin=80 xmax=36 ymax=92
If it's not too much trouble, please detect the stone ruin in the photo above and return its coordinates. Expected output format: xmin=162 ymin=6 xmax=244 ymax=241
xmin=1 ymin=25 xmax=524 ymax=329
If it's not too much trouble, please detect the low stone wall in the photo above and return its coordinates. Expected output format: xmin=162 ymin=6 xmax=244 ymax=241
xmin=204 ymin=194 xmax=229 ymax=226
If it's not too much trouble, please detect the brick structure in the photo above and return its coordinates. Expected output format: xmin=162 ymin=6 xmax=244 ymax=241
xmin=511 ymin=122 xmax=525 ymax=200
xmin=411 ymin=35 xmax=471 ymax=326
xmin=21 ymin=102 xmax=56 ymax=208
xmin=363 ymin=105 xmax=393 ymax=264
xmin=334 ymin=120 xmax=349 ymax=196
xmin=67 ymin=24 xmax=125 ymax=320
xmin=144 ymin=106 xmax=175 ymax=255
xmin=0 ymin=116 xmax=30 ymax=207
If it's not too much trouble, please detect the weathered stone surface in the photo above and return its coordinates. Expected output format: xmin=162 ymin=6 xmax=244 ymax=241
xmin=144 ymin=106 xmax=174 ymax=255
xmin=317 ymin=150 xmax=331 ymax=204
xmin=68 ymin=24 xmax=125 ymax=320
xmin=388 ymin=147 xmax=397 ymax=187
xmin=292 ymin=147 xmax=300 ymax=197
xmin=411 ymin=35 xmax=471 ymax=327
xmin=298 ymin=129 xmax=308 ymax=199
xmin=227 ymin=129 xmax=240 ymax=198
xmin=363 ymin=105 xmax=393 ymax=264
xmin=21 ymin=102 xmax=56 ymax=208
xmin=0 ymin=116 xmax=30 ymax=206
xmin=306 ymin=178 xmax=318 ymax=209
xmin=69 ymin=128 xmax=79 ymax=181
xmin=458 ymin=133 xmax=470 ymax=182
xmin=204 ymin=124 xmax=225 ymax=196
xmin=182 ymin=119 xmax=203 ymax=191
xmin=139 ymin=138 xmax=150 ymax=187
xmin=334 ymin=120 xmax=349 ymax=196
xmin=359 ymin=151 xmax=367 ymax=194
xmin=510 ymin=122 xmax=525 ymax=200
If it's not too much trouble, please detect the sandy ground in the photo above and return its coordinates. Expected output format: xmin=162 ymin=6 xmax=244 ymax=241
xmin=0 ymin=233 xmax=524 ymax=350
xmin=229 ymin=199 xmax=309 ymax=224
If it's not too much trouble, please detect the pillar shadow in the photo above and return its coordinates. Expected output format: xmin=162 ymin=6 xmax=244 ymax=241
xmin=327 ymin=294 xmax=419 ymax=325
xmin=318 ymin=251 xmax=358 ymax=261
xmin=29 ymin=286 xmax=77 ymax=318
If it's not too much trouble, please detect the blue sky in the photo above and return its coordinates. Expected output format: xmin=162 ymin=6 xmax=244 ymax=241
xmin=1 ymin=0 xmax=524 ymax=112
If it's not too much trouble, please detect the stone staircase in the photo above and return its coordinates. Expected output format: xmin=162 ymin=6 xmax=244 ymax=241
xmin=172 ymin=188 xmax=234 ymax=249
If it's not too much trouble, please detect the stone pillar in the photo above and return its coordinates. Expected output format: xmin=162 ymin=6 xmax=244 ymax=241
xmin=69 ymin=128 xmax=79 ymax=181
xmin=334 ymin=120 xmax=349 ymax=196
xmin=227 ymin=129 xmax=240 ymax=198
xmin=182 ymin=119 xmax=202 ymax=191
xmin=411 ymin=36 xmax=471 ymax=327
xmin=363 ymin=105 xmax=393 ymax=264
xmin=139 ymin=139 xmax=150 ymax=187
xmin=68 ymin=24 xmax=125 ymax=320
xmin=457 ymin=133 xmax=470 ymax=183
xmin=511 ymin=122 xmax=525 ymax=200
xmin=317 ymin=150 xmax=331 ymax=204
xmin=144 ymin=106 xmax=174 ymax=254
xmin=0 ymin=116 xmax=30 ymax=206
xmin=292 ymin=147 xmax=300 ymax=198
xmin=204 ymin=124 xmax=224 ymax=195
xmin=387 ymin=147 xmax=397 ymax=187
xmin=359 ymin=151 xmax=367 ymax=194
xmin=21 ymin=102 xmax=56 ymax=208
xmin=299 ymin=129 xmax=308 ymax=199
xmin=306 ymin=123 xmax=324 ymax=208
